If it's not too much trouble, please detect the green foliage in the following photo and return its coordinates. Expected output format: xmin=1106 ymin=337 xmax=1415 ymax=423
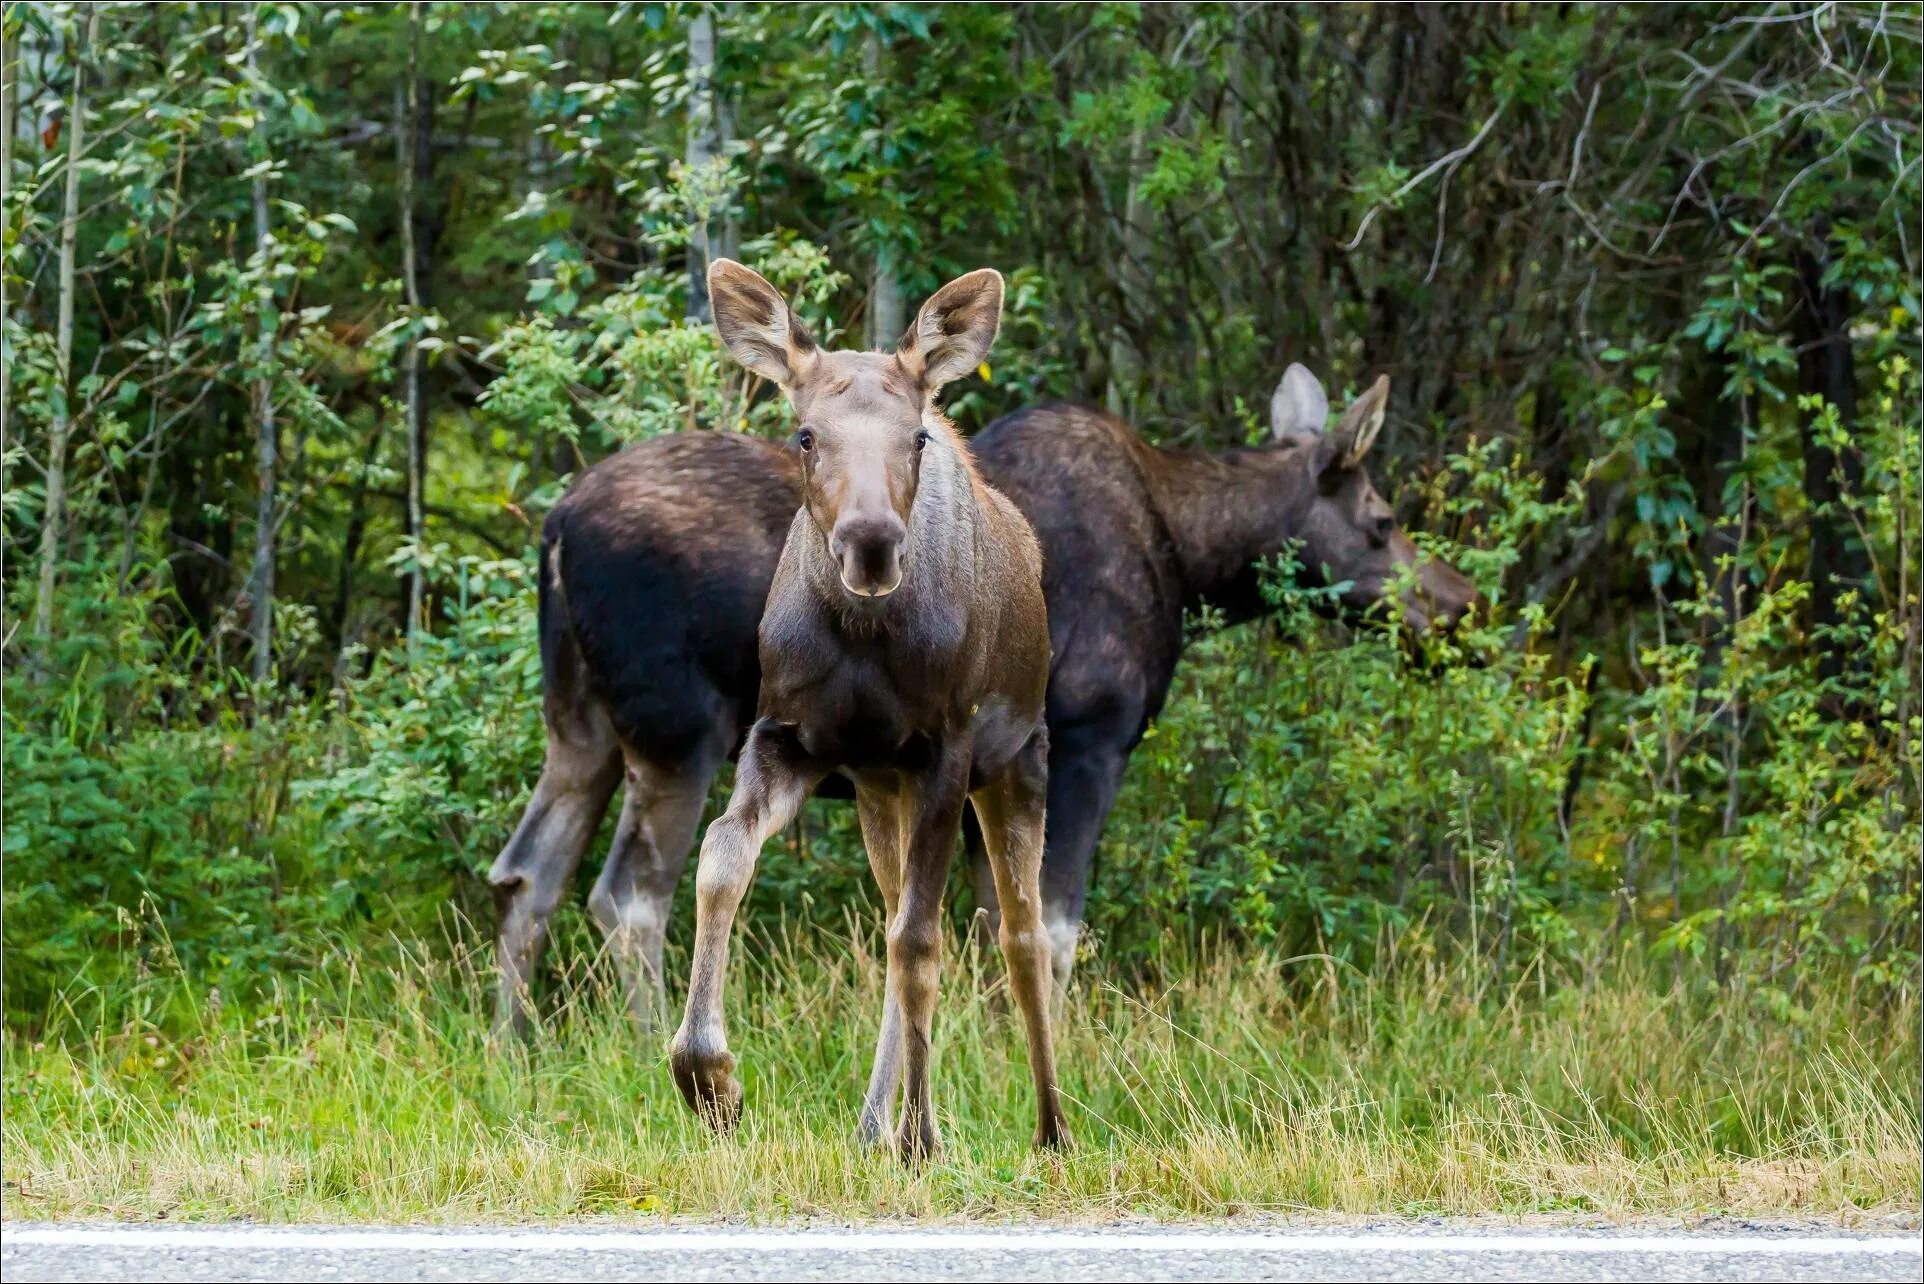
xmin=2 ymin=559 xmax=332 ymax=1009
xmin=476 ymin=217 xmax=847 ymax=456
xmin=2 ymin=4 xmax=1917 ymax=1039
xmin=293 ymin=555 xmax=547 ymax=923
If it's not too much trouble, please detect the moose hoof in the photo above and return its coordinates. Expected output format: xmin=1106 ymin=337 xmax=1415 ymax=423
xmin=670 ymin=1036 xmax=743 ymax=1134
xmin=897 ymin=1113 xmax=942 ymax=1165
xmin=1033 ymin=1115 xmax=1073 ymax=1152
xmin=855 ymin=1109 xmax=890 ymax=1151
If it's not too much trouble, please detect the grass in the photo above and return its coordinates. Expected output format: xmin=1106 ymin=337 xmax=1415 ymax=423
xmin=3 ymin=921 xmax=1917 ymax=1225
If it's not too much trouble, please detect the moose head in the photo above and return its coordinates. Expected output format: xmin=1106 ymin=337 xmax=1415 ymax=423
xmin=707 ymin=259 xmax=1003 ymax=600
xmin=1269 ymin=364 xmax=1479 ymax=634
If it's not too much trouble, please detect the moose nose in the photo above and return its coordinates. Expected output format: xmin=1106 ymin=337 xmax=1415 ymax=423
xmin=1413 ymin=572 xmax=1480 ymax=634
xmin=1441 ymin=590 xmax=1483 ymax=631
xmin=830 ymin=513 xmax=907 ymax=598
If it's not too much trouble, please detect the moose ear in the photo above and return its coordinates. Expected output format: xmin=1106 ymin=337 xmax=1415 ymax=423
xmin=707 ymin=258 xmax=819 ymax=387
xmin=897 ymin=268 xmax=1004 ymax=390
xmin=1323 ymin=374 xmax=1390 ymax=470
xmin=1270 ymin=363 xmax=1331 ymax=439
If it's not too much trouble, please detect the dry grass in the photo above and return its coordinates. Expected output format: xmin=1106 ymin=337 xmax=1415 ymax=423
xmin=4 ymin=928 xmax=1916 ymax=1224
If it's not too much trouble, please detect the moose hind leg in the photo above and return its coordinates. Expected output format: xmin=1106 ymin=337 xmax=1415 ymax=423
xmin=489 ymin=727 xmax=621 ymax=1041
xmin=588 ymin=744 xmax=718 ymax=1033
xmin=964 ymin=808 xmax=1003 ymax=959
xmin=1036 ymin=729 xmax=1130 ymax=997
xmin=973 ymin=732 xmax=1070 ymax=1150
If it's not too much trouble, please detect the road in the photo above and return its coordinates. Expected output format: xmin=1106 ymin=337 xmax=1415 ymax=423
xmin=3 ymin=1222 xmax=1918 ymax=1282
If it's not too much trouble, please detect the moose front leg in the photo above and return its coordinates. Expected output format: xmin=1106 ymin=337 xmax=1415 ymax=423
xmin=854 ymin=781 xmax=909 ymax=1147
xmin=889 ymin=742 xmax=972 ymax=1162
xmin=669 ymin=721 xmax=821 ymax=1131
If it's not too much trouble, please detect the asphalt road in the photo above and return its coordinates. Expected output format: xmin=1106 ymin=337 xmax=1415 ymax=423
xmin=3 ymin=1223 xmax=1918 ymax=1282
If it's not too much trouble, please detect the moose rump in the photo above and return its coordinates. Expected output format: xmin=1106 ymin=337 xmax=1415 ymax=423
xmin=487 ymin=431 xmax=801 ymax=1036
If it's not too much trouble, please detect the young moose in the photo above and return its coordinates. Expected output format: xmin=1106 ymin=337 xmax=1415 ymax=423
xmin=490 ymin=365 xmax=1477 ymax=1046
xmin=667 ymin=260 xmax=1068 ymax=1160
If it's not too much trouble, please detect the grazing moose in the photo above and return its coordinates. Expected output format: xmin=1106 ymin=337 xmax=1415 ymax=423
xmin=963 ymin=366 xmax=1477 ymax=980
xmin=664 ymin=259 xmax=1066 ymax=1159
xmin=488 ymin=353 xmax=1476 ymax=1044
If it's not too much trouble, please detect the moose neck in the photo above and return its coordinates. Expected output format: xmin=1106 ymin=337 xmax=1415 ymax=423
xmin=1144 ymin=441 xmax=1312 ymax=624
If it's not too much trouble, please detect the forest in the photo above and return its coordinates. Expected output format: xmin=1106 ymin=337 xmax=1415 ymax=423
xmin=1 ymin=2 xmax=1918 ymax=1220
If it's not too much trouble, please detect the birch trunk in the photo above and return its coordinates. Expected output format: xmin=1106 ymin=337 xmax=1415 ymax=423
xmin=1 ymin=11 xmax=17 ymax=554
xmin=862 ymin=33 xmax=904 ymax=350
xmin=401 ymin=1 xmax=425 ymax=648
xmin=243 ymin=2 xmax=278 ymax=682
xmin=684 ymin=4 xmax=719 ymax=322
xmin=1105 ymin=122 xmax=1147 ymax=419
xmin=32 ymin=2 xmax=94 ymax=646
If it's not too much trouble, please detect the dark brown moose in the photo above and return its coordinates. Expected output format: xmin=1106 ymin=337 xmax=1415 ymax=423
xmin=662 ymin=259 xmax=1066 ymax=1160
xmin=488 ymin=341 xmax=1478 ymax=1082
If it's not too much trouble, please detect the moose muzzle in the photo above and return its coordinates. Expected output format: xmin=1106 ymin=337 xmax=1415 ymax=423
xmin=831 ymin=512 xmax=908 ymax=598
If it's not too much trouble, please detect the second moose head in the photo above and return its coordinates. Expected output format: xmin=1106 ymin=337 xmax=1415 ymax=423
xmin=707 ymin=259 xmax=1004 ymax=601
xmin=1269 ymin=365 xmax=1478 ymax=634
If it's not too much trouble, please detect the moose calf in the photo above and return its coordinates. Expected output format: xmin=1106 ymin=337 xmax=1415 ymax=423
xmin=666 ymin=260 xmax=1067 ymax=1160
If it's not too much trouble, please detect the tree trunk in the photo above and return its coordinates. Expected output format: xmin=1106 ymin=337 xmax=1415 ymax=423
xmin=685 ymin=4 xmax=720 ymax=323
xmin=1106 ymin=119 xmax=1151 ymax=417
xmin=330 ymin=416 xmax=387 ymax=674
xmin=32 ymin=2 xmax=94 ymax=648
xmin=862 ymin=32 xmax=904 ymax=350
xmin=1681 ymin=345 xmax=1750 ymax=647
xmin=400 ymin=1 xmax=426 ymax=650
xmin=1792 ymin=241 xmax=1869 ymax=686
xmin=243 ymin=3 xmax=278 ymax=684
xmin=868 ymin=242 xmax=905 ymax=352
xmin=2 ymin=13 xmax=17 ymax=558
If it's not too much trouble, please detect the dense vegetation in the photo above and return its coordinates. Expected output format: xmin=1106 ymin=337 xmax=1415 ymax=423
xmin=3 ymin=0 xmax=1917 ymax=1050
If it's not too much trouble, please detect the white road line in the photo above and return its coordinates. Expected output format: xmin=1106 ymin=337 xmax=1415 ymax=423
xmin=2 ymin=1226 xmax=1917 ymax=1256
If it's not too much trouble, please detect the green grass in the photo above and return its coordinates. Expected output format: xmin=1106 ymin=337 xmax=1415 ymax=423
xmin=4 ymin=922 xmax=1917 ymax=1225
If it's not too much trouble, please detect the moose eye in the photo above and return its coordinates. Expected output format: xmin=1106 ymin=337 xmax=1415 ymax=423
xmin=914 ymin=430 xmax=930 ymax=451
xmin=795 ymin=427 xmax=816 ymax=453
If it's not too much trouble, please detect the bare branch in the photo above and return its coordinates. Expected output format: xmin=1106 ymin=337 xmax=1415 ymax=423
xmin=1342 ymin=102 xmax=1507 ymax=253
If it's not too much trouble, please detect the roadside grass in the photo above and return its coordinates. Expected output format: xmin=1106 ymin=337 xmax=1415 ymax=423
xmin=4 ymin=921 xmax=1917 ymax=1224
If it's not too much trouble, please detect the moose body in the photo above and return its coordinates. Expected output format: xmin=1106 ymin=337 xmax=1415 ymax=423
xmin=490 ymin=362 xmax=1476 ymax=1046
xmin=663 ymin=259 xmax=1066 ymax=1159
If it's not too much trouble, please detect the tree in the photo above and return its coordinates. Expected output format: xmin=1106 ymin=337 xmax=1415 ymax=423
xmin=400 ymin=0 xmax=425 ymax=649
xmin=684 ymin=3 xmax=720 ymax=323
xmin=30 ymin=0 xmax=92 ymax=647
xmin=243 ymin=2 xmax=278 ymax=683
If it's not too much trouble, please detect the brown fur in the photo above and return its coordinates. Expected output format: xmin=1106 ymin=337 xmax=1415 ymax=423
xmin=667 ymin=260 xmax=1067 ymax=1162
xmin=488 ymin=365 xmax=1479 ymax=1044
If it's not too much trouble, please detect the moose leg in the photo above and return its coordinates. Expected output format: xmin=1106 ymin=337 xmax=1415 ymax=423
xmin=964 ymin=811 xmax=1002 ymax=956
xmin=854 ymin=781 xmax=909 ymax=1146
xmin=588 ymin=740 xmax=721 ymax=1032
xmin=670 ymin=721 xmax=820 ymax=1131
xmin=489 ymin=725 xmax=621 ymax=1040
xmin=972 ymin=731 xmax=1070 ymax=1150
xmin=890 ymin=745 xmax=971 ymax=1162
xmin=1033 ymin=728 xmax=1130 ymax=995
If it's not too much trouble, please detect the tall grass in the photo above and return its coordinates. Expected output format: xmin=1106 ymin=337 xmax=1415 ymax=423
xmin=4 ymin=917 xmax=1916 ymax=1224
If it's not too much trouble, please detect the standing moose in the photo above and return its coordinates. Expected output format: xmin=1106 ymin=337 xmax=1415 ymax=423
xmin=487 ymin=359 xmax=1477 ymax=1052
xmin=665 ymin=260 xmax=1067 ymax=1160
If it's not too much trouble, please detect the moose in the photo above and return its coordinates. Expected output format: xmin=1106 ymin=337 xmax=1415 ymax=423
xmin=664 ymin=259 xmax=1065 ymax=1158
xmin=488 ymin=295 xmax=1479 ymax=1072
